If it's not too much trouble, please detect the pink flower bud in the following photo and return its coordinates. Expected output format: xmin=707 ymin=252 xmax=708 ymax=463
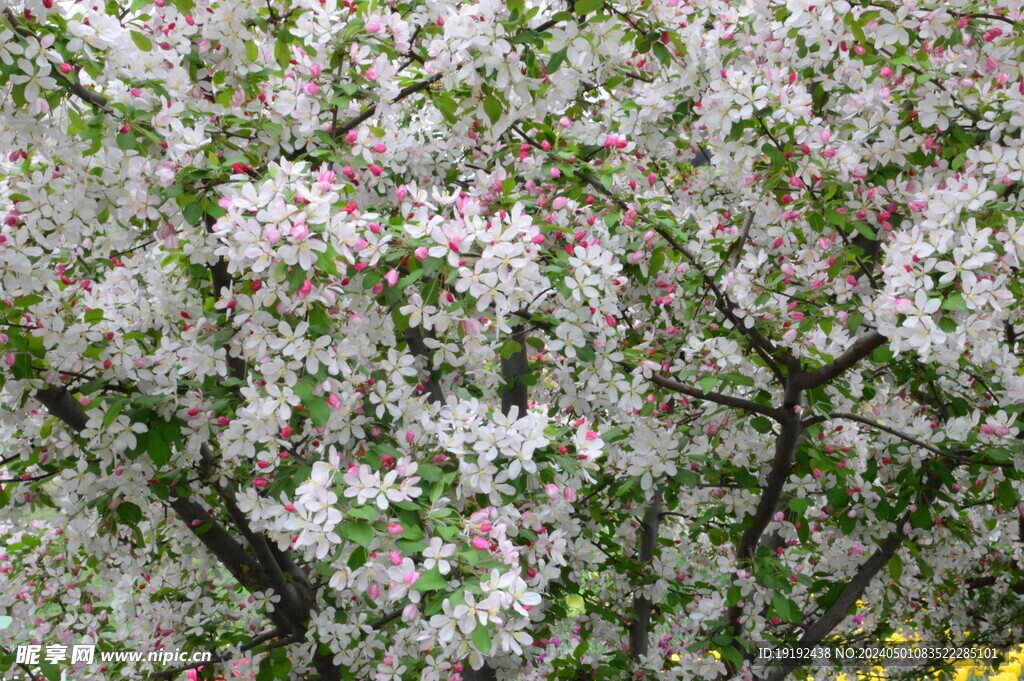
xmin=531 ymin=234 xmax=545 ymax=245
xmin=369 ymin=164 xmax=383 ymax=177
xmin=405 ymin=430 xmax=415 ymax=443
xmin=346 ymin=130 xmax=358 ymax=144
xmin=472 ymin=537 xmax=489 ymax=550
xmin=365 ymin=17 xmax=382 ymax=33
xmin=254 ymin=477 xmax=268 ymax=487
xmin=303 ymin=82 xmax=318 ymax=96
xmin=413 ymin=246 xmax=429 ymax=261
xmin=4 ymin=353 xmax=14 ymax=367
xmin=384 ymin=269 xmax=399 ymax=287
xmin=551 ymin=196 xmax=567 ymax=210
xmin=369 ymin=583 xmax=380 ymax=598
xmin=372 ymin=143 xmax=387 ymax=153
xmin=403 ymin=571 xmax=420 ymax=585
xmin=550 ymin=167 xmax=561 ymax=179
xmin=388 ymin=523 xmax=404 ymax=535
xmin=59 ymin=62 xmax=73 ymax=74
xmin=390 ymin=550 xmax=402 ymax=566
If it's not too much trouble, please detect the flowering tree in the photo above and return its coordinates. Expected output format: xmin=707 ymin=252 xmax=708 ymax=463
xmin=2 ymin=0 xmax=1024 ymax=680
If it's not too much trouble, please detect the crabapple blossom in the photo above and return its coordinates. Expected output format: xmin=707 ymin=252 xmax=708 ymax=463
xmin=2 ymin=2 xmax=1024 ymax=681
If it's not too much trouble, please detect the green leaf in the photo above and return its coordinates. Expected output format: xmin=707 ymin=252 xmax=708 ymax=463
xmin=84 ymin=308 xmax=104 ymax=324
xmin=889 ymin=553 xmax=903 ymax=581
xmin=130 ymin=31 xmax=152 ymax=51
xmin=771 ymin=592 xmax=793 ymax=621
xmin=483 ymin=95 xmax=503 ymax=124
xmin=499 ymin=340 xmax=522 ymax=359
xmin=115 ymin=132 xmax=137 ymax=151
xmin=147 ymin=417 xmax=182 ymax=467
xmin=471 ymin=623 xmax=493 ymax=654
xmin=409 ymin=567 xmax=447 ymax=592
xmin=347 ymin=505 xmax=377 ymax=521
xmin=39 ymin=662 xmax=61 ymax=681
xmin=548 ymin=48 xmax=568 ymax=74
xmin=751 ymin=416 xmax=772 ymax=434
xmin=347 ymin=546 xmax=368 ymax=570
xmin=723 ymin=373 xmax=755 ymax=387
xmin=698 ymin=375 xmax=718 ymax=394
xmin=910 ymin=506 xmax=931 ymax=529
xmin=274 ymin=40 xmax=291 ymax=70
xmin=574 ymin=0 xmax=603 ymax=14
xmin=102 ymin=398 xmax=127 ymax=430
xmin=293 ymin=378 xmax=316 ymax=403
xmin=340 ymin=522 xmax=373 ymax=547
xmin=245 ymin=40 xmax=259 ymax=62
xmin=652 ymin=41 xmax=672 ymax=65
xmin=942 ymin=293 xmax=967 ymax=311
xmin=117 ymin=501 xmax=143 ymax=524
xmin=305 ymin=397 xmax=331 ymax=428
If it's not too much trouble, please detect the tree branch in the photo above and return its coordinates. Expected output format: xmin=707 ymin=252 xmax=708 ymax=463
xmin=145 ymin=630 xmax=296 ymax=679
xmin=629 ymin=487 xmax=663 ymax=661
xmin=761 ymin=475 xmax=941 ymax=681
xmin=795 ymin=331 xmax=887 ymax=390
xmin=403 ymin=327 xmax=445 ymax=406
xmin=500 ymin=325 xmax=530 ymax=417
xmin=645 ymin=369 xmax=782 ymax=420
xmin=809 ymin=412 xmax=1014 ymax=468
xmin=727 ymin=358 xmax=803 ymax=648
xmin=33 ymin=385 xmax=90 ymax=432
xmin=331 ymin=73 xmax=443 ymax=139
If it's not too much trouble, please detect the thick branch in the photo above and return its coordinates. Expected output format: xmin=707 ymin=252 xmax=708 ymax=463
xmin=332 ymin=73 xmax=443 ymax=139
xmin=500 ymin=325 xmax=530 ymax=417
xmin=761 ymin=478 xmax=940 ymax=681
xmin=647 ymin=370 xmax=782 ymax=420
xmin=795 ymin=331 xmax=886 ymax=390
xmin=33 ymin=385 xmax=90 ymax=432
xmin=403 ymin=327 xmax=445 ymax=405
xmin=165 ymin=494 xmax=265 ymax=592
xmin=629 ymin=488 xmax=663 ymax=661
xmin=727 ymin=362 xmax=803 ymax=646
